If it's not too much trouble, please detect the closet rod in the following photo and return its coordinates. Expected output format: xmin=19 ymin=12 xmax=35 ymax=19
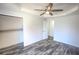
xmin=0 ymin=28 xmax=23 ymax=32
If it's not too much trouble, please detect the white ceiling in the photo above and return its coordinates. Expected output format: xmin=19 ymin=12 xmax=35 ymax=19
xmin=20 ymin=3 xmax=79 ymax=17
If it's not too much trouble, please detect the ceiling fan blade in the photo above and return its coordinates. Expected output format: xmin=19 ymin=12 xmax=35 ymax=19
xmin=52 ymin=9 xmax=63 ymax=12
xmin=34 ymin=9 xmax=45 ymax=11
xmin=40 ymin=12 xmax=46 ymax=16
xmin=46 ymin=3 xmax=53 ymax=10
xmin=48 ymin=3 xmax=53 ymax=8
xmin=49 ymin=12 xmax=53 ymax=16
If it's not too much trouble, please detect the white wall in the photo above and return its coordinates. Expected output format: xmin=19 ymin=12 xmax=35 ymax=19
xmin=54 ymin=14 xmax=79 ymax=47
xmin=23 ymin=12 xmax=46 ymax=46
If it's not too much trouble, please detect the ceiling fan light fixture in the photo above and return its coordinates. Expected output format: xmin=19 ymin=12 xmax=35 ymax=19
xmin=34 ymin=3 xmax=63 ymax=16
xmin=46 ymin=11 xmax=49 ymax=14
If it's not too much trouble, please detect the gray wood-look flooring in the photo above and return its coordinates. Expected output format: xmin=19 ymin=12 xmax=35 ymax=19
xmin=0 ymin=39 xmax=79 ymax=55
xmin=20 ymin=39 xmax=79 ymax=55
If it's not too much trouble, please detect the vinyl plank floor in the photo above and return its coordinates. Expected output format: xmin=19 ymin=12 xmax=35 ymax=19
xmin=1 ymin=39 xmax=79 ymax=55
xmin=20 ymin=39 xmax=79 ymax=55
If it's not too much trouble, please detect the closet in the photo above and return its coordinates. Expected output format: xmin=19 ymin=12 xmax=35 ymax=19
xmin=0 ymin=14 xmax=23 ymax=49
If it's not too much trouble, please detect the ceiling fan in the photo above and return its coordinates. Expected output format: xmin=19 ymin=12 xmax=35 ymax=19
xmin=34 ymin=3 xmax=63 ymax=16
